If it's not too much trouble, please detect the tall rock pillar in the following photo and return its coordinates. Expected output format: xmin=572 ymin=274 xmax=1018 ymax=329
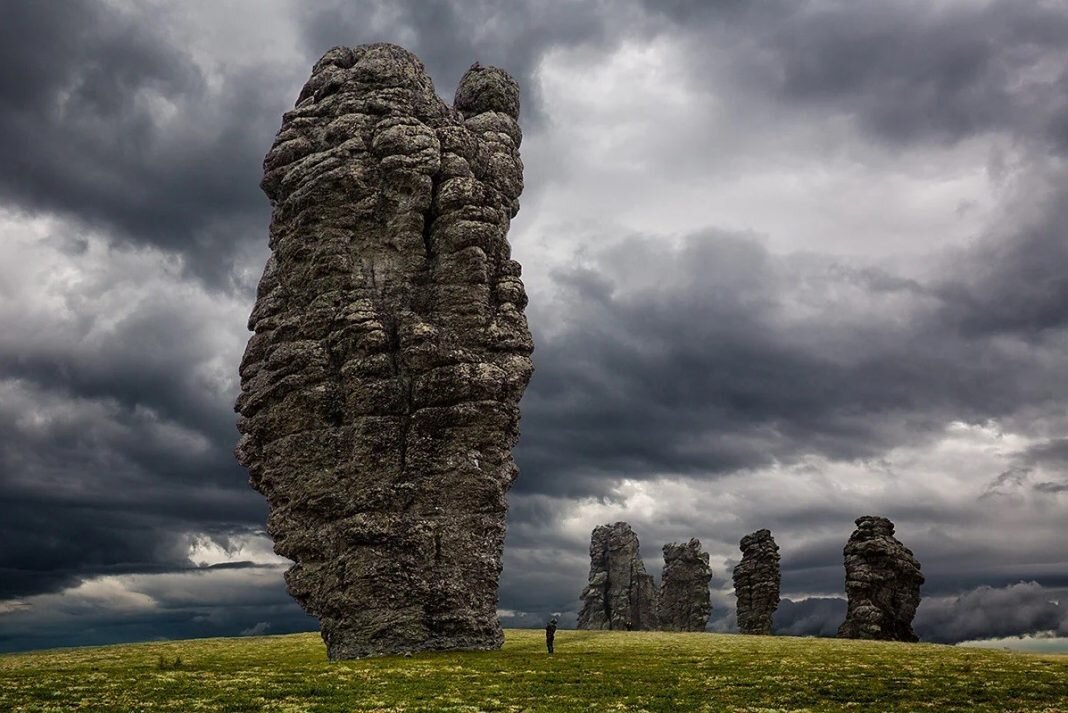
xmin=235 ymin=44 xmax=533 ymax=659
xmin=732 ymin=529 xmax=781 ymax=635
xmin=837 ymin=516 xmax=924 ymax=642
xmin=657 ymin=539 xmax=713 ymax=631
xmin=577 ymin=522 xmax=658 ymax=630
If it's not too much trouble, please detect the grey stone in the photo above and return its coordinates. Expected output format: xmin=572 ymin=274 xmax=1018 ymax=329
xmin=837 ymin=515 xmax=924 ymax=642
xmin=732 ymin=529 xmax=781 ymax=635
xmin=657 ymin=539 xmax=712 ymax=631
xmin=235 ymin=43 xmax=533 ymax=660
xmin=577 ymin=522 xmax=658 ymax=630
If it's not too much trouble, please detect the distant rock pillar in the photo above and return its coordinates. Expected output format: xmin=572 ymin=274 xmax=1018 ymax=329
xmin=657 ymin=539 xmax=713 ymax=631
xmin=837 ymin=516 xmax=924 ymax=642
xmin=577 ymin=522 xmax=658 ymax=630
xmin=732 ymin=529 xmax=781 ymax=635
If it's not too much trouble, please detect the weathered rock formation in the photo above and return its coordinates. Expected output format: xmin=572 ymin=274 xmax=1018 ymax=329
xmin=732 ymin=529 xmax=781 ymax=635
xmin=657 ymin=539 xmax=713 ymax=631
xmin=577 ymin=522 xmax=658 ymax=630
xmin=837 ymin=516 xmax=924 ymax=642
xmin=235 ymin=44 xmax=533 ymax=659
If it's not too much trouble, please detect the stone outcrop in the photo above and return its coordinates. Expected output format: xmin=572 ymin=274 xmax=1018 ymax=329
xmin=577 ymin=522 xmax=658 ymax=630
xmin=235 ymin=44 xmax=533 ymax=659
xmin=837 ymin=516 xmax=924 ymax=642
xmin=732 ymin=529 xmax=781 ymax=635
xmin=657 ymin=539 xmax=712 ymax=631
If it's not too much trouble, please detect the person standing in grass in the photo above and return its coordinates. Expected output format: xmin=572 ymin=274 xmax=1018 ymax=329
xmin=545 ymin=617 xmax=558 ymax=655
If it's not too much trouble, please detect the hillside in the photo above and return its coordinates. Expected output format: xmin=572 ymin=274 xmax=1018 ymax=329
xmin=1 ymin=629 xmax=1065 ymax=712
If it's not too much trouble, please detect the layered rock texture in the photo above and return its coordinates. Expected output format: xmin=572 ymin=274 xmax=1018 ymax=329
xmin=577 ymin=522 xmax=658 ymax=630
xmin=837 ymin=516 xmax=924 ymax=642
xmin=657 ymin=539 xmax=713 ymax=631
xmin=732 ymin=529 xmax=781 ymax=635
xmin=235 ymin=44 xmax=533 ymax=659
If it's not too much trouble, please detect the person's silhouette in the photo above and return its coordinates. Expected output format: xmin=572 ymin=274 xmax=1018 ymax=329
xmin=545 ymin=617 xmax=558 ymax=655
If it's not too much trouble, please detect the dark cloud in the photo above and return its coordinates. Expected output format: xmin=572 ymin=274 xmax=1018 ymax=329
xmin=0 ymin=1 xmax=294 ymax=285
xmin=650 ymin=0 xmax=1068 ymax=150
xmin=296 ymin=0 xmax=626 ymax=125
xmin=769 ymin=1 xmax=1068 ymax=147
xmin=1 ymin=499 xmax=189 ymax=600
xmin=0 ymin=324 xmax=263 ymax=600
xmin=915 ymin=582 xmax=1068 ymax=644
xmin=0 ymin=0 xmax=628 ymax=285
xmin=500 ymin=541 xmax=585 ymax=618
xmin=761 ymin=583 xmax=1068 ymax=643
xmin=1024 ymin=439 xmax=1068 ymax=468
xmin=0 ymin=566 xmax=316 ymax=654
xmin=935 ymin=185 xmax=1068 ymax=338
xmin=514 ymin=226 xmax=1067 ymax=497
xmin=773 ymin=597 xmax=846 ymax=637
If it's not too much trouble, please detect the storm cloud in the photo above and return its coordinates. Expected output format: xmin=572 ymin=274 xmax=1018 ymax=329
xmin=766 ymin=583 xmax=1068 ymax=643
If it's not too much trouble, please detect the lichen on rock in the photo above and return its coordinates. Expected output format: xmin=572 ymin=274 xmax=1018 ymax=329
xmin=577 ymin=522 xmax=658 ymax=630
xmin=657 ymin=539 xmax=713 ymax=631
xmin=235 ymin=44 xmax=532 ymax=659
xmin=732 ymin=529 xmax=781 ymax=635
xmin=837 ymin=515 xmax=924 ymax=642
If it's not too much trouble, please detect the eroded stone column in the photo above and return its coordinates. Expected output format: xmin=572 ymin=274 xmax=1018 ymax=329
xmin=577 ymin=522 xmax=658 ymax=630
xmin=658 ymin=539 xmax=713 ymax=631
xmin=733 ymin=529 xmax=781 ymax=635
xmin=837 ymin=516 xmax=924 ymax=642
xmin=235 ymin=44 xmax=532 ymax=659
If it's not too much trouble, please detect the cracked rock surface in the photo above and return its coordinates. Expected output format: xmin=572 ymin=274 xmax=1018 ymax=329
xmin=732 ymin=529 xmax=781 ymax=635
xmin=235 ymin=44 xmax=533 ymax=659
xmin=577 ymin=522 xmax=658 ymax=630
xmin=657 ymin=539 xmax=712 ymax=632
xmin=837 ymin=516 xmax=924 ymax=642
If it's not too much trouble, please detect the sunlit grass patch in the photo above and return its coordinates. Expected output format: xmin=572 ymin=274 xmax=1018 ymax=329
xmin=0 ymin=629 xmax=1065 ymax=712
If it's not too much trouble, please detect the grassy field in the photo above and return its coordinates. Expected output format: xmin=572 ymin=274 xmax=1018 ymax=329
xmin=1 ymin=629 xmax=1065 ymax=712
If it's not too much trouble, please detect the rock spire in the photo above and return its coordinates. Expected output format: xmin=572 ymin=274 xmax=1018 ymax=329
xmin=732 ymin=529 xmax=781 ymax=635
xmin=657 ymin=539 xmax=713 ymax=631
xmin=577 ymin=522 xmax=658 ymax=630
xmin=837 ymin=516 xmax=924 ymax=642
xmin=235 ymin=44 xmax=533 ymax=659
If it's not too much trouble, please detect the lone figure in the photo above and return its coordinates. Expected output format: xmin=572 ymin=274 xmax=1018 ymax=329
xmin=546 ymin=617 xmax=558 ymax=655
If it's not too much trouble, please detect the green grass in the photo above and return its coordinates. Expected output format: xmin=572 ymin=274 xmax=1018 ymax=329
xmin=1 ymin=629 xmax=1065 ymax=712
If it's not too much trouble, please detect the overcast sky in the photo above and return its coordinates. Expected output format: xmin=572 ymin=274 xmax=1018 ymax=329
xmin=2 ymin=0 xmax=1067 ymax=653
